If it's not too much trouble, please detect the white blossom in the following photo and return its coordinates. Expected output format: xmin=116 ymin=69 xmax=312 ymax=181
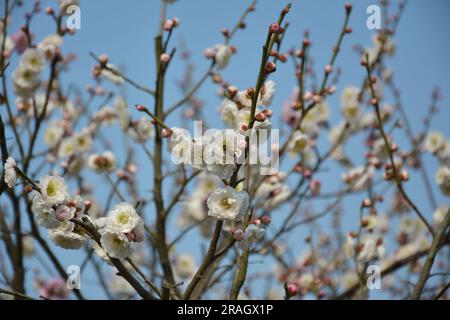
xmin=20 ymin=48 xmax=46 ymax=73
xmin=433 ymin=205 xmax=449 ymax=227
xmin=100 ymin=228 xmax=132 ymax=259
xmin=12 ymin=66 xmax=40 ymax=90
xmin=4 ymin=157 xmax=17 ymax=188
xmin=39 ymin=175 xmax=69 ymax=206
xmin=423 ymin=131 xmax=446 ymax=154
xmin=44 ymin=124 xmax=64 ymax=147
xmin=214 ymin=44 xmax=231 ymax=69
xmin=48 ymin=221 xmax=87 ymax=250
xmin=108 ymin=202 xmax=140 ymax=233
xmin=207 ymin=186 xmax=249 ymax=220
xmin=288 ymin=131 xmax=309 ymax=155
xmin=239 ymin=224 xmax=265 ymax=250
xmin=101 ymin=64 xmax=124 ymax=85
xmin=127 ymin=116 xmax=155 ymax=143
xmin=435 ymin=166 xmax=450 ymax=196
xmin=175 ymin=253 xmax=196 ymax=278
xmin=219 ymin=99 xmax=239 ymax=128
xmin=32 ymin=194 xmax=60 ymax=229
xmin=37 ymin=34 xmax=63 ymax=57
xmin=258 ymin=80 xmax=276 ymax=106
xmin=88 ymin=151 xmax=117 ymax=173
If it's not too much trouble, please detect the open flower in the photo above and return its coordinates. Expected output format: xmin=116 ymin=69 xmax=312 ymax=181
xmin=288 ymin=131 xmax=309 ymax=155
xmin=88 ymin=151 xmax=117 ymax=173
xmin=175 ymin=253 xmax=196 ymax=278
xmin=258 ymin=80 xmax=276 ymax=106
xmin=48 ymin=221 xmax=87 ymax=250
xmin=12 ymin=66 xmax=40 ymax=90
xmin=108 ymin=202 xmax=140 ymax=233
xmin=20 ymin=48 xmax=46 ymax=73
xmin=207 ymin=186 xmax=249 ymax=220
xmin=214 ymin=44 xmax=232 ymax=69
xmin=435 ymin=166 xmax=450 ymax=196
xmin=32 ymin=194 xmax=60 ymax=229
xmin=39 ymin=175 xmax=69 ymax=206
xmin=423 ymin=131 xmax=446 ymax=154
xmin=127 ymin=116 xmax=155 ymax=143
xmin=100 ymin=228 xmax=132 ymax=259
xmin=3 ymin=157 xmax=18 ymax=188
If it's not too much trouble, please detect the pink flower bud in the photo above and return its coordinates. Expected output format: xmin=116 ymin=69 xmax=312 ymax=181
xmin=269 ymin=23 xmax=280 ymax=34
xmin=99 ymin=54 xmax=108 ymax=65
xmin=135 ymin=104 xmax=146 ymax=112
xmin=325 ymin=64 xmax=333 ymax=74
xmin=162 ymin=128 xmax=172 ymax=138
xmin=173 ymin=17 xmax=180 ymax=27
xmin=313 ymin=95 xmax=322 ymax=103
xmin=160 ymin=53 xmax=171 ymax=63
xmin=255 ymin=112 xmax=267 ymax=122
xmin=345 ymin=3 xmax=353 ymax=13
xmin=303 ymin=91 xmax=313 ymax=101
xmin=400 ymin=170 xmax=409 ymax=181
xmin=310 ymin=179 xmax=321 ymax=196
xmin=265 ymin=61 xmax=276 ymax=73
xmin=362 ymin=198 xmax=372 ymax=208
xmin=45 ymin=7 xmax=54 ymax=15
xmin=286 ymin=283 xmax=298 ymax=297
xmin=163 ymin=19 xmax=174 ymax=31
xmin=227 ymin=85 xmax=238 ymax=97
xmin=262 ymin=109 xmax=273 ymax=117
xmin=261 ymin=215 xmax=271 ymax=225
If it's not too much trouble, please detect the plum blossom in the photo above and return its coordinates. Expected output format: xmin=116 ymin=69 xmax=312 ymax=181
xmin=3 ymin=157 xmax=18 ymax=188
xmin=207 ymin=186 xmax=249 ymax=220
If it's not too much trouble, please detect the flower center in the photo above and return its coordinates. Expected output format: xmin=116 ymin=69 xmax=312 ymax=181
xmin=113 ymin=237 xmax=123 ymax=247
xmin=220 ymin=198 xmax=233 ymax=209
xmin=47 ymin=181 xmax=57 ymax=197
xmin=117 ymin=212 xmax=129 ymax=225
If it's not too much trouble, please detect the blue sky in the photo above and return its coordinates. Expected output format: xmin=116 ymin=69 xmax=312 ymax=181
xmin=2 ymin=0 xmax=450 ymax=299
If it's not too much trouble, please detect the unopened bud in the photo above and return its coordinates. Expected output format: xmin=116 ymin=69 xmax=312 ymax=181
xmin=362 ymin=198 xmax=372 ymax=208
xmin=163 ymin=19 xmax=174 ymax=31
xmin=269 ymin=23 xmax=280 ymax=34
xmin=286 ymin=283 xmax=298 ymax=297
xmin=160 ymin=53 xmax=171 ymax=63
xmin=400 ymin=170 xmax=409 ymax=181
xmin=345 ymin=3 xmax=353 ymax=13
xmin=227 ymin=85 xmax=238 ymax=97
xmin=260 ymin=215 xmax=271 ymax=225
xmin=161 ymin=128 xmax=172 ymax=138
xmin=265 ymin=61 xmax=276 ymax=73
xmin=99 ymin=54 xmax=108 ymax=65
xmin=255 ymin=112 xmax=267 ymax=122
